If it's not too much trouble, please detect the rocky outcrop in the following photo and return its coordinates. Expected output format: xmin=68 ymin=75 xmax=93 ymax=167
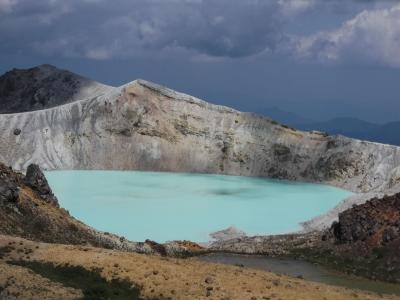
xmin=0 ymin=176 xmax=19 ymax=205
xmin=331 ymin=193 xmax=400 ymax=246
xmin=0 ymin=162 xmax=150 ymax=253
xmin=209 ymin=226 xmax=247 ymax=242
xmin=24 ymin=164 xmax=58 ymax=207
xmin=0 ymin=163 xmax=58 ymax=207
xmin=0 ymin=162 xmax=205 ymax=256
xmin=306 ymin=194 xmax=400 ymax=283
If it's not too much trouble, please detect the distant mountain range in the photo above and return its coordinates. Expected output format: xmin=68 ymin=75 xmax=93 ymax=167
xmin=256 ymin=107 xmax=313 ymax=125
xmin=258 ymin=107 xmax=400 ymax=146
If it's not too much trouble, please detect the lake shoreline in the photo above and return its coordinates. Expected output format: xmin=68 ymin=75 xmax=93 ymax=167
xmin=45 ymin=170 xmax=351 ymax=243
xmin=43 ymin=169 xmax=399 ymax=287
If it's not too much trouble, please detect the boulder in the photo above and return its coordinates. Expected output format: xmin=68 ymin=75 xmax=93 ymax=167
xmin=210 ymin=226 xmax=246 ymax=242
xmin=13 ymin=128 xmax=21 ymax=136
xmin=24 ymin=164 xmax=58 ymax=207
xmin=0 ymin=179 xmax=19 ymax=204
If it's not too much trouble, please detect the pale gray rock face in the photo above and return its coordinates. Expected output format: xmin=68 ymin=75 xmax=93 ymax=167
xmin=210 ymin=226 xmax=247 ymax=242
xmin=1 ymin=66 xmax=400 ymax=232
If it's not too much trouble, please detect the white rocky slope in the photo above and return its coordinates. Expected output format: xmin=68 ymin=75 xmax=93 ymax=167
xmin=1 ymin=67 xmax=400 ymax=230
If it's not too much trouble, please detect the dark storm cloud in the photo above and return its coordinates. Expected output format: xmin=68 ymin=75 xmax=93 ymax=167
xmin=0 ymin=0 xmax=399 ymax=66
xmin=0 ymin=0 xmax=297 ymax=60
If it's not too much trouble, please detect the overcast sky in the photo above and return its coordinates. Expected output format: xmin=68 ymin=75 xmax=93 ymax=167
xmin=1 ymin=0 xmax=400 ymax=122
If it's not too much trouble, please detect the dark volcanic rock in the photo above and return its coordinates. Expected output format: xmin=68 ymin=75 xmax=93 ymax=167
xmin=0 ymin=178 xmax=19 ymax=204
xmin=314 ymin=193 xmax=400 ymax=282
xmin=13 ymin=128 xmax=21 ymax=136
xmin=0 ymin=165 xmax=19 ymax=204
xmin=24 ymin=164 xmax=58 ymax=207
xmin=0 ymin=64 xmax=107 ymax=114
xmin=332 ymin=193 xmax=400 ymax=245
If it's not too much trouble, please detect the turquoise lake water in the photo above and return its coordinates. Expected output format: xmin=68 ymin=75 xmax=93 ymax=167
xmin=45 ymin=171 xmax=352 ymax=243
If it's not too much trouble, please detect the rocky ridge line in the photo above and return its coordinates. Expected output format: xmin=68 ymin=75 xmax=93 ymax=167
xmin=2 ymin=65 xmax=400 ymax=231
